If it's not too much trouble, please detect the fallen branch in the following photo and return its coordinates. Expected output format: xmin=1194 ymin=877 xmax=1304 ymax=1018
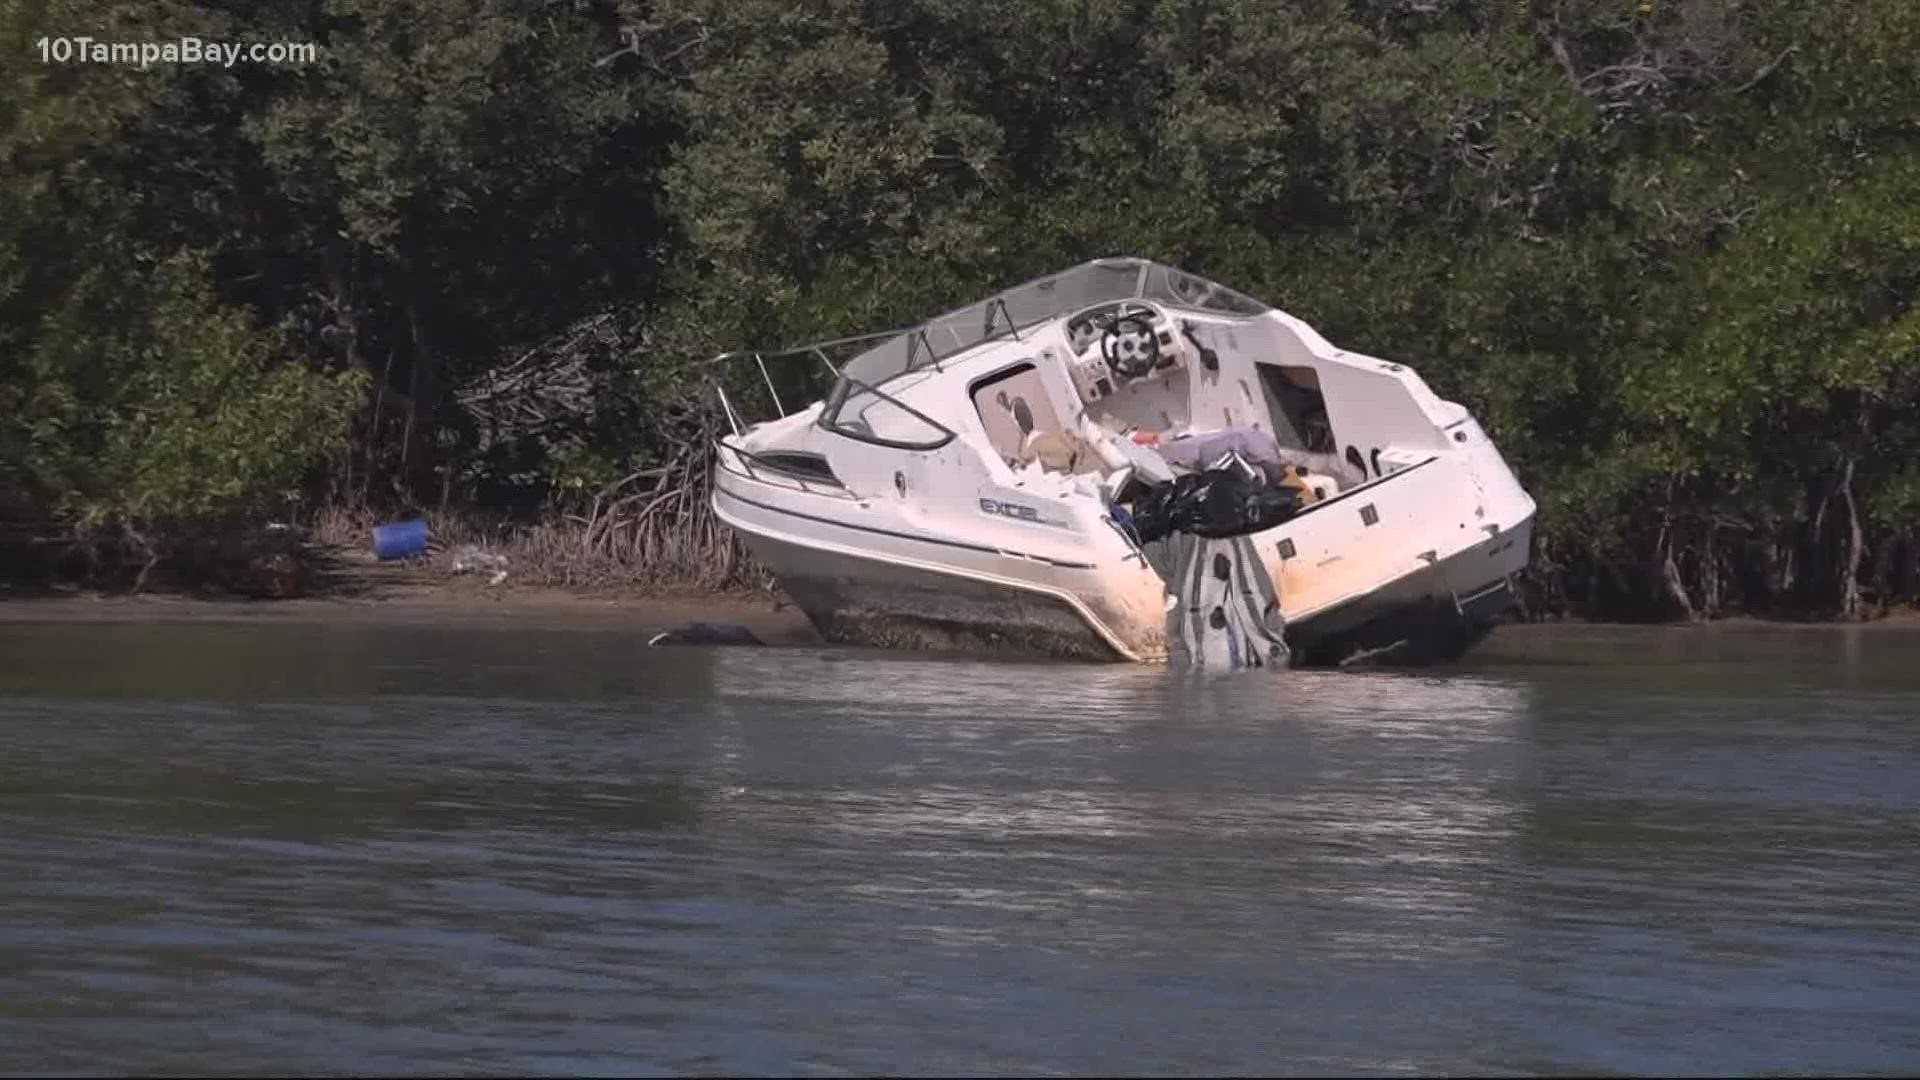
xmin=1732 ymin=46 xmax=1798 ymax=95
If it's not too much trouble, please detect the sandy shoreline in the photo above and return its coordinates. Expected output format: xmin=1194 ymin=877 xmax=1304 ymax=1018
xmin=4 ymin=576 xmax=1914 ymax=647
xmin=0 ymin=581 xmax=824 ymax=644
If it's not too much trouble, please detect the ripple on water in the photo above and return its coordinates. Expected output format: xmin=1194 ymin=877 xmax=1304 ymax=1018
xmin=1 ymin=620 xmax=1919 ymax=1075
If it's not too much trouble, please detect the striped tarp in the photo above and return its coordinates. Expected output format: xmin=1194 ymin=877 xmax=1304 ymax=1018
xmin=1145 ymin=532 xmax=1289 ymax=672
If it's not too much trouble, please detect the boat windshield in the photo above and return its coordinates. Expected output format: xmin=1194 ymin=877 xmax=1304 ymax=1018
xmin=832 ymin=258 xmax=1269 ymax=393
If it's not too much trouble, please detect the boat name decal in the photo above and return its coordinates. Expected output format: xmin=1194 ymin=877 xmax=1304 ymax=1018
xmin=979 ymin=497 xmax=1053 ymax=526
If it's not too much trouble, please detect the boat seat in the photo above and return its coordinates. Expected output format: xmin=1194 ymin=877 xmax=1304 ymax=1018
xmin=1020 ymin=429 xmax=1101 ymax=475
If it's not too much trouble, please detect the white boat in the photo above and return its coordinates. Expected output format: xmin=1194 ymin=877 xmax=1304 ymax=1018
xmin=707 ymin=257 xmax=1535 ymax=666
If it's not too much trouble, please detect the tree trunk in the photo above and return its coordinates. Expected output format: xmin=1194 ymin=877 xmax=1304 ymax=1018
xmin=1701 ymin=520 xmax=1722 ymax=618
xmin=324 ymin=233 xmax=362 ymax=371
xmin=126 ymin=521 xmax=159 ymax=594
xmin=325 ymin=235 xmax=362 ymax=501
xmin=1836 ymin=456 xmax=1863 ymax=620
xmin=401 ymin=273 xmax=442 ymax=502
xmin=1654 ymin=520 xmax=1696 ymax=620
xmin=1806 ymin=479 xmax=1830 ymax=610
xmin=1772 ymin=537 xmax=1797 ymax=599
xmin=1653 ymin=479 xmax=1696 ymax=620
xmin=1661 ymin=551 xmax=1696 ymax=621
xmin=366 ymin=343 xmax=399 ymax=501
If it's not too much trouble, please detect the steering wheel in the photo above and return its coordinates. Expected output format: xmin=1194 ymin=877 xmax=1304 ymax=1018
xmin=1100 ymin=312 xmax=1161 ymax=380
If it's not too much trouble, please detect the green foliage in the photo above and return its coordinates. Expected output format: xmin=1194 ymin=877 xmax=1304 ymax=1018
xmin=17 ymin=252 xmax=364 ymax=524
xmin=96 ymin=255 xmax=366 ymax=522
xmin=4 ymin=0 xmax=1918 ymax=611
xmin=1 ymin=0 xmax=367 ymax=530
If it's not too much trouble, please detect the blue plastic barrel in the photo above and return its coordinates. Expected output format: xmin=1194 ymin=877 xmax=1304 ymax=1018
xmin=372 ymin=519 xmax=429 ymax=561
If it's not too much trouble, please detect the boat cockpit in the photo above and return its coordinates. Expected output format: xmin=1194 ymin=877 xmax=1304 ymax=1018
xmin=712 ymin=258 xmax=1397 ymax=517
xmin=962 ymin=291 xmax=1365 ymax=514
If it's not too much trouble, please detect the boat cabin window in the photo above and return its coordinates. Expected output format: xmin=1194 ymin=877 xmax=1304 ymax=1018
xmin=749 ymin=450 xmax=843 ymax=486
xmin=1157 ymin=269 xmax=1269 ymax=315
xmin=970 ymin=362 xmax=1077 ymax=470
xmin=1257 ymin=364 xmax=1335 ymax=454
xmin=819 ymin=378 xmax=954 ymax=450
xmin=968 ymin=362 xmax=1105 ymax=475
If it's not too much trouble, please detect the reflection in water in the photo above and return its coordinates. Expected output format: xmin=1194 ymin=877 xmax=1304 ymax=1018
xmin=703 ymin=649 xmax=1546 ymax=1069
xmin=1 ymin=621 xmax=1919 ymax=1075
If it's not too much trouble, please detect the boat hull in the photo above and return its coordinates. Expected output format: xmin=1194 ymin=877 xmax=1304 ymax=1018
xmin=1283 ymin=515 xmax=1531 ymax=666
xmin=740 ymin=527 xmax=1126 ymax=660
xmin=712 ymin=474 xmax=1171 ymax=661
xmin=718 ymin=471 xmax=1530 ymax=666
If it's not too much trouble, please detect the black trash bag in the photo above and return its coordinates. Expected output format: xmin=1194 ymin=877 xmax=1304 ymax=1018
xmin=1131 ymin=469 xmax=1302 ymax=544
xmin=648 ymin=622 xmax=764 ymax=647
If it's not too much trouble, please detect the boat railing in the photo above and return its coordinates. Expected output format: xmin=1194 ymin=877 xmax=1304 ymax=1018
xmin=702 ymin=259 xmax=1272 ymax=437
xmin=702 ymin=329 xmax=902 ymax=437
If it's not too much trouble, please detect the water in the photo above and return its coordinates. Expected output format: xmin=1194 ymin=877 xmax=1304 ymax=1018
xmin=2 ymin=619 xmax=1918 ymax=1076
